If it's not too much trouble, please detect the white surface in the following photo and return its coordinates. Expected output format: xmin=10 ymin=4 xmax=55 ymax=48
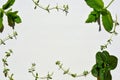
xmin=0 ymin=0 xmax=120 ymax=80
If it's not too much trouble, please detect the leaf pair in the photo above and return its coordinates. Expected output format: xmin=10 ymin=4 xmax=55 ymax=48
xmin=6 ymin=10 xmax=22 ymax=29
xmin=85 ymin=0 xmax=114 ymax=32
xmin=0 ymin=0 xmax=22 ymax=33
xmin=91 ymin=51 xmax=118 ymax=80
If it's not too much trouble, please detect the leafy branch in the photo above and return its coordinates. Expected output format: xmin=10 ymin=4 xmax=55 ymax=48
xmin=32 ymin=0 xmax=69 ymax=15
xmin=0 ymin=0 xmax=22 ymax=33
xmin=85 ymin=0 xmax=117 ymax=33
xmin=28 ymin=63 xmax=53 ymax=80
xmin=55 ymin=61 xmax=90 ymax=78
xmin=101 ymin=15 xmax=119 ymax=50
xmin=91 ymin=50 xmax=118 ymax=80
xmin=0 ymin=31 xmax=18 ymax=45
xmin=2 ymin=49 xmax=15 ymax=80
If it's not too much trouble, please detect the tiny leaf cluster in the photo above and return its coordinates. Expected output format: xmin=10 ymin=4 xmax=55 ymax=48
xmin=2 ymin=49 xmax=15 ymax=80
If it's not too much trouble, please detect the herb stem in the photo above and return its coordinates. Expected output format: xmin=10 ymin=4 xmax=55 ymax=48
xmin=105 ymin=0 xmax=114 ymax=9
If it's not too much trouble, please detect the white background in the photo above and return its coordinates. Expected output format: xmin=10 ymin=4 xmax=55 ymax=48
xmin=0 ymin=0 xmax=120 ymax=80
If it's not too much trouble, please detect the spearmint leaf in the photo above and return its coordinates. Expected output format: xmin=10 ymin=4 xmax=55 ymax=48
xmin=86 ymin=10 xmax=100 ymax=23
xmin=96 ymin=52 xmax=104 ymax=65
xmin=6 ymin=10 xmax=21 ymax=29
xmin=85 ymin=0 xmax=104 ymax=11
xmin=108 ymin=55 xmax=118 ymax=70
xmin=102 ymin=10 xmax=113 ymax=32
xmin=14 ymin=15 xmax=22 ymax=23
xmin=99 ymin=69 xmax=105 ymax=80
xmin=2 ymin=0 xmax=15 ymax=10
xmin=91 ymin=64 xmax=99 ymax=77
xmin=105 ymin=71 xmax=112 ymax=80
xmin=102 ymin=51 xmax=110 ymax=62
xmin=0 ymin=8 xmax=4 ymax=32
xmin=99 ymin=69 xmax=112 ymax=80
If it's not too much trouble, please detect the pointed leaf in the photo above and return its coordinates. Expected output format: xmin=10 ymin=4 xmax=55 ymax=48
xmin=86 ymin=10 xmax=100 ymax=23
xmin=14 ymin=15 xmax=22 ymax=23
xmin=2 ymin=0 xmax=15 ymax=10
xmin=6 ymin=11 xmax=21 ymax=28
xmin=102 ymin=10 xmax=113 ymax=32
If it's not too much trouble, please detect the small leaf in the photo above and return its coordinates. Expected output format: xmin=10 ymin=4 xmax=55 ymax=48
xmin=56 ymin=61 xmax=60 ymax=65
xmin=108 ymin=55 xmax=118 ymax=70
xmin=2 ymin=0 xmax=15 ymax=10
xmin=7 ymin=15 xmax=15 ymax=28
xmin=63 ymin=69 xmax=69 ymax=74
xmin=102 ymin=10 xmax=113 ymax=32
xmin=91 ymin=64 xmax=99 ymax=77
xmin=6 ymin=10 xmax=22 ymax=29
xmin=14 ymin=15 xmax=22 ymax=23
xmin=85 ymin=0 xmax=104 ymax=11
xmin=86 ymin=10 xmax=100 ymax=23
xmin=96 ymin=52 xmax=104 ymax=68
xmin=71 ymin=73 xmax=77 ymax=78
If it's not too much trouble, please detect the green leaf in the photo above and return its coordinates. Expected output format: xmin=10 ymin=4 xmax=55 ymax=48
xmin=14 ymin=15 xmax=22 ymax=23
xmin=6 ymin=11 xmax=22 ymax=29
xmin=85 ymin=0 xmax=104 ymax=11
xmin=0 ymin=8 xmax=4 ymax=32
xmin=63 ymin=69 xmax=69 ymax=74
xmin=86 ymin=10 xmax=100 ymax=23
xmin=2 ymin=0 xmax=15 ymax=10
xmin=105 ymin=71 xmax=112 ymax=80
xmin=102 ymin=10 xmax=113 ymax=32
xmin=108 ymin=55 xmax=118 ymax=70
xmin=96 ymin=52 xmax=104 ymax=68
xmin=99 ymin=69 xmax=112 ymax=80
xmin=91 ymin=64 xmax=99 ymax=77
xmin=71 ymin=74 xmax=77 ymax=78
xmin=99 ymin=69 xmax=105 ymax=80
xmin=7 ymin=14 xmax=15 ymax=28
xmin=102 ymin=51 xmax=110 ymax=62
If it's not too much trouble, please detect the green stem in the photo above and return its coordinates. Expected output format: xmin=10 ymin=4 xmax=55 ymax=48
xmin=105 ymin=0 xmax=114 ymax=9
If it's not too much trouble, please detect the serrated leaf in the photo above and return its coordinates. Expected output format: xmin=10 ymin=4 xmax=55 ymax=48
xmin=86 ymin=10 xmax=100 ymax=23
xmin=85 ymin=0 xmax=104 ymax=11
xmin=102 ymin=10 xmax=113 ymax=32
xmin=2 ymin=0 xmax=15 ymax=10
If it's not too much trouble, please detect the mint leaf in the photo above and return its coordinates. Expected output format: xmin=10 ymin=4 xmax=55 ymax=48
xmin=86 ymin=10 xmax=100 ymax=23
xmin=2 ymin=0 xmax=15 ymax=10
xmin=6 ymin=10 xmax=22 ymax=29
xmin=102 ymin=10 xmax=113 ymax=32
xmin=85 ymin=0 xmax=104 ymax=11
